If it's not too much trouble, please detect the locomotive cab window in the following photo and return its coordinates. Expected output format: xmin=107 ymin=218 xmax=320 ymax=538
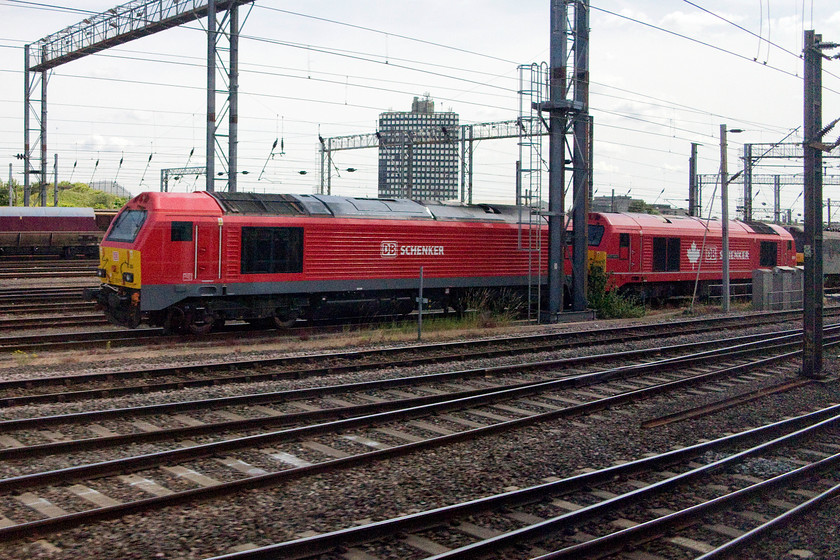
xmin=565 ymin=225 xmax=605 ymax=248
xmin=760 ymin=241 xmax=778 ymax=267
xmin=652 ymin=237 xmax=680 ymax=272
xmin=241 ymin=227 xmax=303 ymax=274
xmin=588 ymin=225 xmax=605 ymax=246
xmin=619 ymin=233 xmax=630 ymax=259
xmin=105 ymin=209 xmax=147 ymax=243
xmin=171 ymin=221 xmax=193 ymax=242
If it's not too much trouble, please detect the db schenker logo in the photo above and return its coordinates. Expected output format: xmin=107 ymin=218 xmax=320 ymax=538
xmin=380 ymin=241 xmax=398 ymax=258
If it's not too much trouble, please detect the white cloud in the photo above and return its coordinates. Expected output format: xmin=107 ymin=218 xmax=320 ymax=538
xmin=660 ymin=10 xmax=737 ymax=33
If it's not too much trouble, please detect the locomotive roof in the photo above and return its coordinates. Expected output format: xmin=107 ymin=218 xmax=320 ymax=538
xmin=593 ymin=212 xmax=787 ymax=237
xmin=206 ymin=192 xmax=524 ymax=223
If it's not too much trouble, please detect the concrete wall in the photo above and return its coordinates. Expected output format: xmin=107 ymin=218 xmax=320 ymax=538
xmin=752 ymin=266 xmax=803 ymax=310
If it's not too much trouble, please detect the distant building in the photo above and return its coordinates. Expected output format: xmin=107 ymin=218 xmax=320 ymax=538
xmin=89 ymin=180 xmax=132 ymax=199
xmin=591 ymin=195 xmax=631 ymax=213
xmin=591 ymin=195 xmax=687 ymax=215
xmin=652 ymin=204 xmax=688 ymax=216
xmin=377 ymin=96 xmax=459 ymax=201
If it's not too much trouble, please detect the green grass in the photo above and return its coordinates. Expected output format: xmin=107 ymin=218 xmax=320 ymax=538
xmin=587 ymin=265 xmax=646 ymax=319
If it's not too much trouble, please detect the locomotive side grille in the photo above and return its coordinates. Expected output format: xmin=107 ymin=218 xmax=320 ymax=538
xmin=744 ymin=221 xmax=779 ymax=235
xmin=224 ymin=229 xmax=241 ymax=279
xmin=209 ymin=192 xmax=306 ymax=216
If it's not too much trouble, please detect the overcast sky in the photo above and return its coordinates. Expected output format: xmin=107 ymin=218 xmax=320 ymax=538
xmin=1 ymin=1 xmax=839 ymax=221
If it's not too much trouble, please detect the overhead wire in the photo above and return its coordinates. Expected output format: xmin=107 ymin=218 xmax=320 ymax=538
xmin=681 ymin=0 xmax=800 ymax=60
xmin=590 ymin=4 xmax=840 ymax=92
xmin=255 ymin=5 xmax=519 ymax=65
xmin=1 ymin=0 xmax=831 ymax=207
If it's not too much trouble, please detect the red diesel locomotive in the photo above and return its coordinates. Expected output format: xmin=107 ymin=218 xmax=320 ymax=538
xmin=86 ymin=191 xmax=795 ymax=333
xmin=590 ymin=212 xmax=796 ymax=298
xmin=87 ymin=191 xmax=548 ymax=333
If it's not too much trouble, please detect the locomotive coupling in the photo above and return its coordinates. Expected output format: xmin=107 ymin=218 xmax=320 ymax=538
xmin=84 ymin=284 xmax=126 ymax=308
xmin=83 ymin=285 xmax=106 ymax=304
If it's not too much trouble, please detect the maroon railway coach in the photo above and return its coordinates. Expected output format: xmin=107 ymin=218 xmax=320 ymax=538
xmin=0 ymin=206 xmax=103 ymax=257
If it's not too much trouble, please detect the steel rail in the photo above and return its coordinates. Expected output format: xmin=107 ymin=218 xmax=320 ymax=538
xmin=641 ymin=378 xmax=814 ymax=428
xmin=394 ymin=413 xmax=840 ymax=560
xmin=695 ymin=479 xmax=840 ymax=559
xmin=1 ymin=315 xmax=832 ymax=406
xmin=0 ymin=324 xmax=807 ymax=421
xmin=0 ymin=304 xmax=833 ymax=356
xmin=0 ymin=271 xmax=95 ymax=279
xmin=0 ymin=337 xmax=828 ymax=541
xmin=202 ymin=405 xmax=840 ymax=560
xmin=0 ymin=323 xmax=815 ymax=408
xmin=0 ymin=258 xmax=97 ymax=266
xmin=0 ymin=313 xmax=109 ymax=330
xmin=0 ymin=327 xmax=163 ymax=351
xmin=0 ymin=301 xmax=94 ymax=314
xmin=0 ymin=264 xmax=95 ymax=273
xmin=0 ymin=328 xmax=820 ymax=460
xmin=530 ymin=452 xmax=840 ymax=559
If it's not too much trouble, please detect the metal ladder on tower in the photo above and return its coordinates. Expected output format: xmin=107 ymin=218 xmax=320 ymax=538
xmin=517 ymin=63 xmax=549 ymax=321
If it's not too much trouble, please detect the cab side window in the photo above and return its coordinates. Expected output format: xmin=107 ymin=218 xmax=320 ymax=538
xmin=619 ymin=233 xmax=630 ymax=248
xmin=171 ymin=221 xmax=193 ymax=242
xmin=760 ymin=241 xmax=778 ymax=267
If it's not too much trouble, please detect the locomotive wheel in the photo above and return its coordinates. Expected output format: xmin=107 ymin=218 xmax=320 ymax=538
xmin=125 ymin=307 xmax=141 ymax=329
xmin=105 ymin=306 xmax=141 ymax=328
xmin=272 ymin=309 xmax=299 ymax=329
xmin=104 ymin=309 xmax=121 ymax=327
xmin=162 ymin=308 xmax=186 ymax=335
xmin=187 ymin=310 xmax=216 ymax=335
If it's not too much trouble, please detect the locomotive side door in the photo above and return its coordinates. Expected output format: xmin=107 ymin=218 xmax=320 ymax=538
xmin=618 ymin=231 xmax=641 ymax=272
xmin=195 ymin=218 xmax=223 ymax=283
xmin=167 ymin=220 xmax=196 ymax=283
xmin=618 ymin=232 xmax=631 ymax=272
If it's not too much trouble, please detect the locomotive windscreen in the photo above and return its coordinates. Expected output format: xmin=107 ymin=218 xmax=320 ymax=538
xmin=105 ymin=209 xmax=147 ymax=243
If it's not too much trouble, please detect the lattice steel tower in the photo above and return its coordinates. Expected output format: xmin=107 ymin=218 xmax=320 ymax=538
xmin=23 ymin=0 xmax=252 ymax=203
xmin=536 ymin=0 xmax=591 ymax=319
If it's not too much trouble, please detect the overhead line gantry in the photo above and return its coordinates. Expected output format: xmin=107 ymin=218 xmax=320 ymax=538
xmin=24 ymin=0 xmax=253 ymax=205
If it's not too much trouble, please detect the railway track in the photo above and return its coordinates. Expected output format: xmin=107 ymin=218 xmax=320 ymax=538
xmin=0 ymin=263 xmax=96 ymax=279
xmin=7 ymin=304 xmax=840 ymax=351
xmin=0 ymin=301 xmax=95 ymax=314
xmin=0 ymin=311 xmax=830 ymax=404
xmin=0 ymin=286 xmax=89 ymax=304
xmin=0 ymin=257 xmax=96 ymax=265
xmin=209 ymin=404 xmax=840 ymax=560
xmin=0 ymin=326 xmax=832 ymax=546
xmin=0 ymin=313 xmax=108 ymax=330
xmin=0 ymin=326 xmax=821 ymax=447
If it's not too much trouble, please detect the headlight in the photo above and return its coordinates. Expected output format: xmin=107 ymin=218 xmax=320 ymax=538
xmin=97 ymin=268 xmax=106 ymax=278
xmin=122 ymin=272 xmax=134 ymax=283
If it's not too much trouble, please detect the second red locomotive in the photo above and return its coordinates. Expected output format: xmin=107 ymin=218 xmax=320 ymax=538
xmin=86 ymin=191 xmax=795 ymax=332
xmin=589 ymin=212 xmax=796 ymax=299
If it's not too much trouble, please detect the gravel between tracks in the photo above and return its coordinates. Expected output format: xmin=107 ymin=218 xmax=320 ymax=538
xmin=0 ymin=312 xmax=837 ymax=560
